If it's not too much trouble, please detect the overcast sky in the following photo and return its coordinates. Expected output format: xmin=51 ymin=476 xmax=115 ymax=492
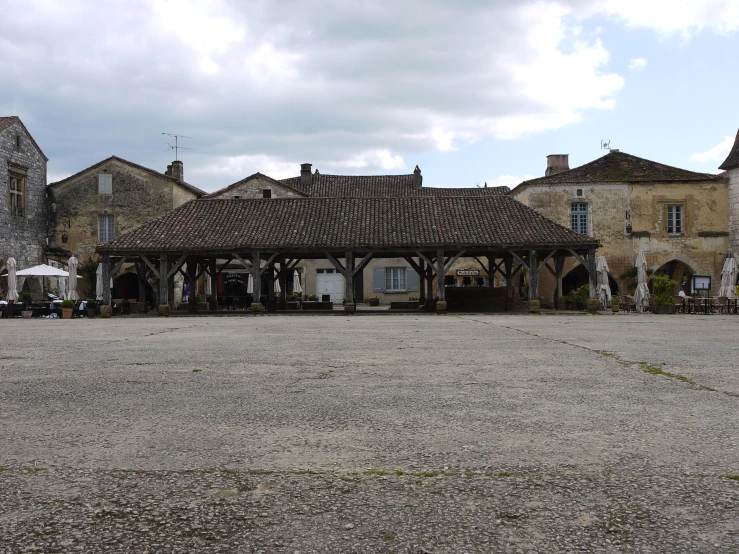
xmin=2 ymin=0 xmax=738 ymax=191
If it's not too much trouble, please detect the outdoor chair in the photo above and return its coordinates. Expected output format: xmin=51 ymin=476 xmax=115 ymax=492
xmin=622 ymin=295 xmax=634 ymax=312
xmin=712 ymin=296 xmax=728 ymax=314
xmin=674 ymin=295 xmax=685 ymax=314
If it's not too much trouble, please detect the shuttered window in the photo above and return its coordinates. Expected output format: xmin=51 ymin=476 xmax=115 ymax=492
xmin=385 ymin=267 xmax=406 ymax=291
xmin=667 ymin=205 xmax=683 ymax=235
xmin=98 ymin=214 xmax=115 ymax=243
xmin=98 ymin=174 xmax=113 ymax=194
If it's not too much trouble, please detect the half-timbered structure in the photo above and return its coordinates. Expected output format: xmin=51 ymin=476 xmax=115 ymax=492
xmin=98 ymin=195 xmax=600 ymax=313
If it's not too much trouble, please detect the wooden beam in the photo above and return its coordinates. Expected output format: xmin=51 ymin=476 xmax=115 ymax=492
xmin=215 ymin=256 xmax=234 ymax=275
xmin=472 ymin=256 xmax=489 ymax=274
xmin=508 ymin=251 xmax=530 ymax=273
xmin=567 ymin=248 xmax=588 ymax=268
xmin=325 ymin=252 xmax=347 ymax=277
xmin=537 ymin=249 xmax=557 ymax=273
xmin=403 ymin=256 xmax=423 ymax=275
xmin=352 ymin=252 xmax=373 ymax=277
xmin=443 ymin=251 xmax=465 ymax=274
xmin=167 ymin=253 xmax=188 ymax=280
xmin=416 ymin=252 xmax=437 ymax=275
xmin=110 ymin=256 xmax=129 ymax=278
xmin=232 ymin=253 xmax=251 ymax=271
xmin=140 ymin=255 xmax=160 ymax=279
xmin=158 ymin=255 xmax=168 ymax=306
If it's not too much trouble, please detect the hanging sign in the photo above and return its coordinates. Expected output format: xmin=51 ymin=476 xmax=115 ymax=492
xmin=456 ymin=269 xmax=479 ymax=276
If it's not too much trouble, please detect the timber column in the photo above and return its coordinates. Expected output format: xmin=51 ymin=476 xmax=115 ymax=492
xmin=528 ymin=250 xmax=540 ymax=313
xmin=209 ymin=259 xmax=218 ymax=310
xmin=251 ymin=252 xmax=263 ymax=313
xmin=586 ymin=248 xmax=600 ymax=312
xmin=344 ymin=251 xmax=355 ymax=314
xmin=418 ymin=258 xmax=426 ymax=305
xmin=158 ymin=255 xmax=169 ymax=316
xmin=102 ymin=255 xmax=112 ymax=306
xmin=436 ymin=249 xmax=447 ymax=314
xmin=504 ymin=256 xmax=513 ymax=311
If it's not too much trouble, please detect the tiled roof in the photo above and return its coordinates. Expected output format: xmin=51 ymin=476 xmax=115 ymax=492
xmin=100 ymin=196 xmax=599 ymax=253
xmin=719 ymin=129 xmax=739 ymax=171
xmin=512 ymin=151 xmax=721 ymax=193
xmin=48 ymin=155 xmax=206 ymax=196
xmin=276 ymin=173 xmax=508 ymax=197
xmin=0 ymin=116 xmax=49 ymax=161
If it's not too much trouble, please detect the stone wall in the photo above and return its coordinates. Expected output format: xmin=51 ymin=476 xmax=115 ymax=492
xmin=209 ymin=175 xmax=305 ymax=199
xmin=729 ymin=168 xmax=739 ymax=254
xmin=0 ymin=120 xmax=47 ymax=270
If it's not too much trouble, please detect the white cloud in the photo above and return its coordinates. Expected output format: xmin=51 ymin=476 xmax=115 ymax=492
xmin=628 ymin=57 xmax=647 ymax=71
xmin=599 ymin=0 xmax=739 ymax=36
xmin=331 ymin=150 xmax=406 ymax=171
xmin=690 ymin=136 xmax=735 ymax=163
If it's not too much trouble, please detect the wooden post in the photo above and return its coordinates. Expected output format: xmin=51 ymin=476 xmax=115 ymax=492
xmin=555 ymin=256 xmax=565 ymax=309
xmin=279 ymin=259 xmax=288 ymax=309
xmin=210 ymin=259 xmax=218 ymax=310
xmin=426 ymin=263 xmax=434 ymax=302
xmin=345 ymin=251 xmax=354 ymax=303
xmin=587 ymin=249 xmax=598 ymax=299
xmin=102 ymin=255 xmax=112 ymax=305
xmin=158 ymin=255 xmax=168 ymax=306
xmin=251 ymin=252 xmax=262 ymax=308
xmin=418 ymin=258 xmax=426 ymax=303
xmin=267 ymin=261 xmax=275 ymax=302
xmin=136 ymin=261 xmax=146 ymax=304
xmin=529 ymin=250 xmax=538 ymax=301
xmin=504 ymin=256 xmax=513 ymax=300
xmin=436 ymin=249 xmax=446 ymax=302
xmin=488 ymin=254 xmax=495 ymax=287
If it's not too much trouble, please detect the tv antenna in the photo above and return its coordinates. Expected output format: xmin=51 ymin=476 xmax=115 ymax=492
xmin=601 ymin=139 xmax=612 ymax=151
xmin=162 ymin=132 xmax=192 ymax=161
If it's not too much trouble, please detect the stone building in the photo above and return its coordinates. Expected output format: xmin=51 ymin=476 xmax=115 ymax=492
xmin=47 ymin=156 xmax=204 ymax=298
xmin=511 ymin=151 xmax=730 ymax=300
xmin=719 ymin=129 xmax=739 ymax=255
xmin=0 ymin=116 xmax=48 ymax=277
xmin=208 ymin=164 xmax=508 ymax=303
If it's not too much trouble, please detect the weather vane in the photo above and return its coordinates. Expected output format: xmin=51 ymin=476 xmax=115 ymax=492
xmin=162 ymin=132 xmax=192 ymax=161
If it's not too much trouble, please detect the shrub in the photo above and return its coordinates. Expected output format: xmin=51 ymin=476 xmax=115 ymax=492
xmin=86 ymin=300 xmax=97 ymax=309
xmin=61 ymin=299 xmax=75 ymax=308
xmin=19 ymin=290 xmax=33 ymax=304
xmin=122 ymin=299 xmax=130 ymax=307
xmin=650 ymin=274 xmax=677 ymax=306
xmin=308 ymin=294 xmax=318 ymax=301
xmin=287 ymin=293 xmax=298 ymax=301
xmin=611 ymin=295 xmax=620 ymax=305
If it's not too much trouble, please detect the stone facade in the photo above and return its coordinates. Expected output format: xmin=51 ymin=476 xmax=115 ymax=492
xmin=513 ymin=157 xmax=730 ymax=299
xmin=47 ymin=157 xmax=202 ymax=297
xmin=208 ymin=173 xmax=307 ymax=199
xmin=728 ymin=168 xmax=739 ymax=253
xmin=0 ymin=117 xmax=48 ymax=271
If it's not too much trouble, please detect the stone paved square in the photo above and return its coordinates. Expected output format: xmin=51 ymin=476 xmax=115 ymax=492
xmin=0 ymin=314 xmax=737 ymax=552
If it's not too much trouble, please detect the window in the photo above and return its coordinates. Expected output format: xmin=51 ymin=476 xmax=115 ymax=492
xmin=98 ymin=214 xmax=115 ymax=243
xmin=385 ymin=267 xmax=406 ymax=291
xmin=576 ymin=189 xmax=583 ymax=197
xmin=98 ymin=174 xmax=112 ymax=194
xmin=15 ymin=134 xmax=21 ymax=149
xmin=570 ymin=202 xmax=588 ymax=235
xmin=262 ymin=189 xmax=272 ymax=198
xmin=667 ymin=205 xmax=683 ymax=235
xmin=9 ymin=174 xmax=24 ymax=217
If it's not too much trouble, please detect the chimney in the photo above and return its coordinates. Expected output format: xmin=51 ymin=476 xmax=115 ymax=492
xmin=413 ymin=165 xmax=422 ymax=188
xmin=301 ymin=163 xmax=312 ymax=187
xmin=545 ymin=154 xmax=569 ymax=176
xmin=171 ymin=160 xmax=184 ymax=182
xmin=165 ymin=164 xmax=172 ymax=176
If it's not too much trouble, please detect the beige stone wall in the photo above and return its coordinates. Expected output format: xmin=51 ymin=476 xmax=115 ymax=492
xmin=514 ymin=179 xmax=730 ymax=299
xmin=209 ymin=176 xmax=305 ymax=199
xmin=172 ymin=182 xmax=195 ymax=208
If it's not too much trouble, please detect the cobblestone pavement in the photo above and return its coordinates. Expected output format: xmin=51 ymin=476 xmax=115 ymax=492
xmin=1 ymin=314 xmax=737 ymax=552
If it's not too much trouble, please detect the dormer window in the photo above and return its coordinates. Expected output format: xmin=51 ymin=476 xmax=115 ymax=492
xmin=262 ymin=189 xmax=272 ymax=198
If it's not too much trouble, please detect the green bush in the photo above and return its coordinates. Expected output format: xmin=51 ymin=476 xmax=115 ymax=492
xmin=61 ymin=299 xmax=75 ymax=308
xmin=122 ymin=299 xmax=130 ymax=307
xmin=650 ymin=274 xmax=677 ymax=306
xmin=287 ymin=293 xmax=298 ymax=301
xmin=308 ymin=294 xmax=318 ymax=301
xmin=611 ymin=295 xmax=620 ymax=305
xmin=19 ymin=291 xmax=33 ymax=304
xmin=86 ymin=300 xmax=97 ymax=309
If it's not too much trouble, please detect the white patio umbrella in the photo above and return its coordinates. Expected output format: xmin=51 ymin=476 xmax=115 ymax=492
xmin=6 ymin=257 xmax=18 ymax=301
xmin=95 ymin=263 xmax=104 ymax=301
xmin=718 ymin=253 xmax=738 ymax=298
xmin=293 ymin=271 xmax=303 ymax=294
xmin=15 ymin=264 xmax=69 ymax=277
xmin=596 ymin=256 xmax=612 ymax=309
xmin=634 ymin=251 xmax=650 ymax=313
xmin=67 ymin=256 xmax=79 ymax=301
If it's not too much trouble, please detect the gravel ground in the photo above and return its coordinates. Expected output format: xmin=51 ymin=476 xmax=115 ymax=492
xmin=1 ymin=314 xmax=737 ymax=552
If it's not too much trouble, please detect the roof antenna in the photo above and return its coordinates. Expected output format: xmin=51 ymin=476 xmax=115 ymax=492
xmin=601 ymin=139 xmax=612 ymax=151
xmin=162 ymin=132 xmax=192 ymax=161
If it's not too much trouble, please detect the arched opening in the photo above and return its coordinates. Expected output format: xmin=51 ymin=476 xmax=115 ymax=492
xmin=562 ymin=263 xmax=619 ymax=297
xmin=654 ymin=259 xmax=694 ymax=295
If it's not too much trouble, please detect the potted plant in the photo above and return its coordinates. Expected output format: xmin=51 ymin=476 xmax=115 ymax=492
xmin=650 ymin=274 xmax=677 ymax=314
xmin=19 ymin=290 xmax=33 ymax=318
xmin=61 ymin=299 xmax=75 ymax=319
xmin=86 ymin=300 xmax=97 ymax=318
xmin=121 ymin=299 xmax=131 ymax=315
xmin=286 ymin=293 xmax=300 ymax=310
xmin=369 ymin=295 xmax=380 ymax=306
xmin=308 ymin=294 xmax=318 ymax=301
xmin=611 ymin=295 xmax=620 ymax=313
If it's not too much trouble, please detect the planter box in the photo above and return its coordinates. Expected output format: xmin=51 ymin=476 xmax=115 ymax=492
xmin=652 ymin=305 xmax=675 ymax=314
xmin=390 ymin=301 xmax=419 ymax=310
xmin=86 ymin=308 xmax=96 ymax=318
xmin=121 ymin=305 xmax=131 ymax=315
xmin=100 ymin=305 xmax=113 ymax=318
xmin=62 ymin=308 xmax=73 ymax=319
xmin=21 ymin=310 xmax=33 ymax=319
xmin=286 ymin=301 xmax=301 ymax=310
xmin=368 ymin=299 xmax=380 ymax=307
xmin=302 ymin=301 xmax=333 ymax=310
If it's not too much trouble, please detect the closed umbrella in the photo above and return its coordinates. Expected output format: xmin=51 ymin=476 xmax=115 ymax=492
xmin=59 ymin=277 xmax=66 ymax=299
xmin=246 ymin=274 xmax=253 ymax=294
xmin=293 ymin=271 xmax=302 ymax=294
xmin=67 ymin=257 xmax=79 ymax=301
xmin=634 ymin=251 xmax=650 ymax=313
xmin=718 ymin=253 xmax=738 ymax=298
xmin=6 ymin=257 xmax=18 ymax=302
xmin=96 ymin=264 xmax=104 ymax=301
xmin=596 ymin=256 xmax=612 ymax=309
xmin=274 ymin=275 xmax=281 ymax=293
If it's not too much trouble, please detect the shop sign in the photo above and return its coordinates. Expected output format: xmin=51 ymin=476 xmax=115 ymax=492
xmin=456 ymin=269 xmax=479 ymax=276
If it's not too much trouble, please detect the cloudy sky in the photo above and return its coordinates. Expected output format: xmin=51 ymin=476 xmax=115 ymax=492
xmin=2 ymin=0 xmax=738 ymax=191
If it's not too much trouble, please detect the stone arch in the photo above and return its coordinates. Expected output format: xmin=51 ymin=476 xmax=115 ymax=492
xmin=562 ymin=263 xmax=620 ymax=296
xmin=653 ymin=258 xmax=696 ymax=295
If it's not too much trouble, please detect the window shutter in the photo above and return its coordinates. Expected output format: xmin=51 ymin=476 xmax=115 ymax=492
xmin=373 ymin=267 xmax=385 ymax=292
xmin=98 ymin=174 xmax=112 ymax=194
xmin=407 ymin=268 xmax=419 ymax=291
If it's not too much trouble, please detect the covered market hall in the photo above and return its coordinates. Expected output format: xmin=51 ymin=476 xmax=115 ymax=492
xmin=97 ymin=195 xmax=601 ymax=313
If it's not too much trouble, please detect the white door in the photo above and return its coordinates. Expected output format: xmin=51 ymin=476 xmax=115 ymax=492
xmin=316 ymin=269 xmax=344 ymax=303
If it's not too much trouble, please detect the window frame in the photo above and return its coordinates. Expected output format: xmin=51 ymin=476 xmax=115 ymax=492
xmin=98 ymin=214 xmax=115 ymax=244
xmin=666 ymin=204 xmax=683 ymax=235
xmin=384 ymin=267 xmax=407 ymax=292
xmin=8 ymin=172 xmax=25 ymax=217
xmin=570 ymin=202 xmax=588 ymax=236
